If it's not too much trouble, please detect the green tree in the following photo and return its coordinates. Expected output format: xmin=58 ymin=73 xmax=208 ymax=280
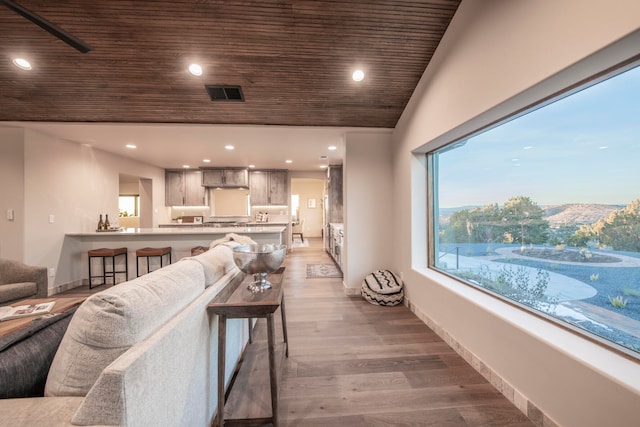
xmin=565 ymin=223 xmax=595 ymax=247
xmin=499 ymin=196 xmax=549 ymax=244
xmin=443 ymin=209 xmax=474 ymax=243
xmin=593 ymin=199 xmax=640 ymax=252
xmin=440 ymin=197 xmax=549 ymax=245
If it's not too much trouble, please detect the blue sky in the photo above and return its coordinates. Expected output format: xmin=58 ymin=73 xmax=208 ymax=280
xmin=437 ymin=64 xmax=640 ymax=208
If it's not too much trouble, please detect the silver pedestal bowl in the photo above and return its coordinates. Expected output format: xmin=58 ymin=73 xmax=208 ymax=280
xmin=232 ymin=244 xmax=287 ymax=292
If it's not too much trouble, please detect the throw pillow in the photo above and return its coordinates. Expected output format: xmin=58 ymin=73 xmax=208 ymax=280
xmin=0 ymin=307 xmax=77 ymax=398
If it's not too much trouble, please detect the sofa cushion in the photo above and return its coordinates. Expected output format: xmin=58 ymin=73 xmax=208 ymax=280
xmin=188 ymin=244 xmax=237 ymax=287
xmin=0 ymin=282 xmax=37 ymax=304
xmin=45 ymin=259 xmax=205 ymax=397
xmin=0 ymin=307 xmax=77 ymax=398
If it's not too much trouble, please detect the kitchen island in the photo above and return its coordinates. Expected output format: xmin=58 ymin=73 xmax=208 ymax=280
xmin=61 ymin=226 xmax=286 ymax=290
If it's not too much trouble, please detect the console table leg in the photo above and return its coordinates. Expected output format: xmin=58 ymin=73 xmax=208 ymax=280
xmin=217 ymin=315 xmax=227 ymax=427
xmin=280 ymin=297 xmax=289 ymax=357
xmin=267 ymin=313 xmax=279 ymax=427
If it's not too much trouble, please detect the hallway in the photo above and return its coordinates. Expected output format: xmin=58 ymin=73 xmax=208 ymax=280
xmin=278 ymin=238 xmax=533 ymax=426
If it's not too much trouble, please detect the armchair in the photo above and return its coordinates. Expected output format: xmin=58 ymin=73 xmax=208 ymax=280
xmin=0 ymin=259 xmax=48 ymax=305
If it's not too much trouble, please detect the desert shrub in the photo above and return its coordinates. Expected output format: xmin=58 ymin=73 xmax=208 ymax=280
xmin=608 ymin=295 xmax=628 ymax=309
xmin=457 ymin=264 xmax=555 ymax=309
xmin=623 ymin=288 xmax=640 ymax=297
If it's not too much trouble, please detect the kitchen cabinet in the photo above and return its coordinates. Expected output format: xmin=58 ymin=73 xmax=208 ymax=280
xmin=165 ymin=170 xmax=206 ymax=206
xmin=325 ymin=165 xmax=343 ymax=252
xmin=249 ymin=170 xmax=288 ymax=206
xmin=326 ymin=165 xmax=343 ymax=223
xmin=201 ymin=168 xmax=249 ymax=188
xmin=328 ymin=223 xmax=343 ymax=270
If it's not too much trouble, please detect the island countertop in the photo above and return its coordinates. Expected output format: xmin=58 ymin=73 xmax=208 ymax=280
xmin=67 ymin=225 xmax=286 ymax=237
xmin=60 ymin=226 xmax=287 ymax=287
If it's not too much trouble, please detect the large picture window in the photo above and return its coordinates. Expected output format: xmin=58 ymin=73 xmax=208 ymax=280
xmin=429 ymin=62 xmax=640 ymax=357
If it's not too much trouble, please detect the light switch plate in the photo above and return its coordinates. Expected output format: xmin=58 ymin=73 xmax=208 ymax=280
xmin=6 ymin=209 xmax=14 ymax=221
xmin=49 ymin=214 xmax=55 ymax=223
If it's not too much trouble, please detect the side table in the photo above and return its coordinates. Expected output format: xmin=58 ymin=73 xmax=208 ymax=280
xmin=208 ymin=267 xmax=289 ymax=427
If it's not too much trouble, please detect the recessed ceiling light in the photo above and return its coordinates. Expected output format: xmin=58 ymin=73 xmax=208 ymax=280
xmin=182 ymin=165 xmax=190 ymax=168
xmin=249 ymin=164 xmax=255 ymax=168
xmin=224 ymin=145 xmax=234 ymax=150
xmin=125 ymin=144 xmax=137 ymax=149
xmin=599 ymin=146 xmax=609 ymax=149
xmin=13 ymin=58 xmax=31 ymax=70
xmin=188 ymin=63 xmax=203 ymax=76
xmin=320 ymin=165 xmax=328 ymax=169
xmin=352 ymin=69 xmax=365 ymax=82
xmin=285 ymin=160 xmax=293 ymax=164
xmin=328 ymin=145 xmax=337 ymax=151
xmin=203 ymin=159 xmax=211 ymax=163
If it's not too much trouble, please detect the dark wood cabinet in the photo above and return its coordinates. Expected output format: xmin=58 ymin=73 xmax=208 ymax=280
xmin=250 ymin=170 xmax=288 ymax=206
xmin=202 ymin=168 xmax=249 ymax=188
xmin=165 ymin=170 xmax=205 ymax=206
xmin=327 ymin=165 xmax=343 ymax=223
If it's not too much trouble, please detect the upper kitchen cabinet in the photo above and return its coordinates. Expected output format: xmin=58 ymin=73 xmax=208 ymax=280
xmin=165 ymin=170 xmax=206 ymax=206
xmin=327 ymin=165 xmax=343 ymax=223
xmin=250 ymin=170 xmax=288 ymax=206
xmin=201 ymin=168 xmax=249 ymax=188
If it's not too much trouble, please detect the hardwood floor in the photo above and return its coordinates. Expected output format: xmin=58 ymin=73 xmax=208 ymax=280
xmin=277 ymin=238 xmax=534 ymax=426
xmin=58 ymin=238 xmax=534 ymax=426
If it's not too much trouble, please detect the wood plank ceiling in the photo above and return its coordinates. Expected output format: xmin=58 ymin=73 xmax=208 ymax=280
xmin=0 ymin=0 xmax=461 ymax=128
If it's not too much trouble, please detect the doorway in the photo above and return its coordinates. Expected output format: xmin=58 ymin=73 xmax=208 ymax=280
xmin=290 ymin=178 xmax=325 ymax=242
xmin=119 ymin=174 xmax=153 ymax=228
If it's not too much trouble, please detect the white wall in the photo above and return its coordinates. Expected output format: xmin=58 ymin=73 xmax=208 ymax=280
xmin=0 ymin=128 xmax=26 ymax=261
xmin=344 ymin=131 xmax=394 ymax=291
xmin=21 ymin=129 xmax=168 ymax=292
xmin=392 ymin=1 xmax=640 ymax=426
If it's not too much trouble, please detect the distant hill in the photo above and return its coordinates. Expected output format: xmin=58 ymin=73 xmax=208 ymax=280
xmin=439 ymin=203 xmax=624 ymax=227
xmin=543 ymin=203 xmax=624 ymax=227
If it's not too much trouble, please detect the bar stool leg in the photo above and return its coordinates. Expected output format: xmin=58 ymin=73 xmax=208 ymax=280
xmin=124 ymin=252 xmax=128 ymax=282
xmin=88 ymin=256 xmax=92 ymax=289
xmin=111 ymin=254 xmax=116 ymax=285
xmin=102 ymin=256 xmax=107 ymax=286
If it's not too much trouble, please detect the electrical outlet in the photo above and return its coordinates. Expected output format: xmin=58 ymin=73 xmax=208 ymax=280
xmin=48 ymin=268 xmax=56 ymax=277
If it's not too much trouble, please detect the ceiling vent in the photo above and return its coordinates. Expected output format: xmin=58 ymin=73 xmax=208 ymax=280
xmin=205 ymin=85 xmax=245 ymax=102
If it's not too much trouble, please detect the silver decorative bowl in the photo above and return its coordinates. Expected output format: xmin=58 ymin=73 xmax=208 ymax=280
xmin=232 ymin=244 xmax=287 ymax=292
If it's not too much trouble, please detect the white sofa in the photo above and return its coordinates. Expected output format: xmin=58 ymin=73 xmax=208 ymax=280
xmin=0 ymin=244 xmax=248 ymax=427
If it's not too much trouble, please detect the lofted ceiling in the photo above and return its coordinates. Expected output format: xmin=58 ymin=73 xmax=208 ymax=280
xmin=0 ymin=0 xmax=461 ymax=169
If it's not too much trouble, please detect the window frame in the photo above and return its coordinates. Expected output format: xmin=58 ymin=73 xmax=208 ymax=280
xmin=426 ymin=55 xmax=640 ymax=361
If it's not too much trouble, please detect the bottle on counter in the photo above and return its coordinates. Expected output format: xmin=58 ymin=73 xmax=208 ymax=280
xmin=105 ymin=214 xmax=110 ymax=230
xmin=97 ymin=214 xmax=104 ymax=231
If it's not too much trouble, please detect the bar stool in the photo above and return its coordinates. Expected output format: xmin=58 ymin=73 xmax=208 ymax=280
xmin=88 ymin=247 xmax=128 ymax=289
xmin=136 ymin=247 xmax=172 ymax=276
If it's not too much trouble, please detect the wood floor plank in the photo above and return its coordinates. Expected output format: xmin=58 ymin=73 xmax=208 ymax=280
xmin=277 ymin=238 xmax=533 ymax=426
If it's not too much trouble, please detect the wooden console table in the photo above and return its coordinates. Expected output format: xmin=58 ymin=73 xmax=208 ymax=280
xmin=208 ymin=267 xmax=289 ymax=427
